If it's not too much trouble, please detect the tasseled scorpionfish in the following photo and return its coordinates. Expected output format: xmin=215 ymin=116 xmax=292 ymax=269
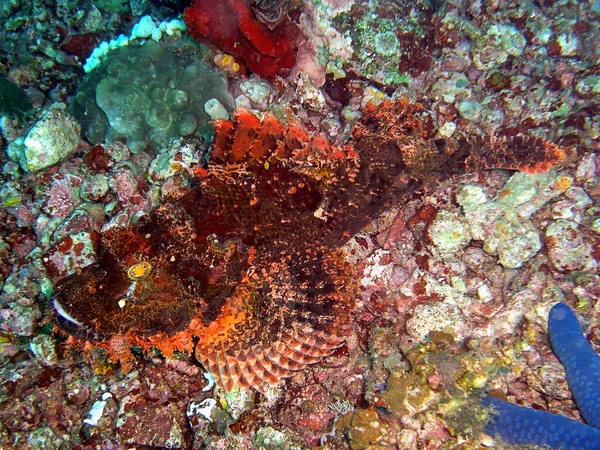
xmin=50 ymin=100 xmax=564 ymax=393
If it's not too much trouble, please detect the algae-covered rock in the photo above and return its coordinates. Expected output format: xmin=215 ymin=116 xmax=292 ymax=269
xmin=18 ymin=108 xmax=81 ymax=172
xmin=546 ymin=219 xmax=598 ymax=273
xmin=427 ymin=210 xmax=472 ymax=256
xmin=29 ymin=334 xmax=58 ymax=366
xmin=342 ymin=407 xmax=395 ymax=450
xmin=0 ymin=182 xmax=24 ymax=209
xmin=253 ymin=427 xmax=302 ymax=450
xmin=483 ymin=218 xmax=541 ymax=269
xmin=406 ymin=301 xmax=468 ymax=342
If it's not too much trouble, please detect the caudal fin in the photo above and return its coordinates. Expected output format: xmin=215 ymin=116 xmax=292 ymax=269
xmin=351 ymin=99 xmax=565 ymax=182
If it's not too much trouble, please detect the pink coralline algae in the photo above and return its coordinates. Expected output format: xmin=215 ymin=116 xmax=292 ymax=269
xmin=42 ymin=175 xmax=82 ymax=219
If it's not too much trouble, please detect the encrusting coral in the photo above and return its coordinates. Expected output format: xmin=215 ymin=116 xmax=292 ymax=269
xmin=48 ymin=100 xmax=565 ymax=394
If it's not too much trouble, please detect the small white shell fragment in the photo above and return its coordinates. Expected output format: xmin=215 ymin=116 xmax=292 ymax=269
xmin=83 ymin=393 xmax=112 ymax=426
xmin=187 ymin=398 xmax=217 ymax=422
xmin=204 ymin=98 xmax=230 ymax=121
xmin=202 ymin=371 xmax=215 ymax=391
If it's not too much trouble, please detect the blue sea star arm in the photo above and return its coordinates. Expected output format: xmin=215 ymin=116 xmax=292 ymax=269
xmin=483 ymin=395 xmax=600 ymax=450
xmin=548 ymin=302 xmax=600 ymax=429
xmin=482 ymin=302 xmax=600 ymax=449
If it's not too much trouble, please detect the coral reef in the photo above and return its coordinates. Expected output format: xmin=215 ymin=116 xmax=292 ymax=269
xmin=346 ymin=0 xmax=435 ymax=83
xmin=0 ymin=0 xmax=599 ymax=448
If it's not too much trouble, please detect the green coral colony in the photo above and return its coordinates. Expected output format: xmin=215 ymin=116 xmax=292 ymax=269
xmin=73 ymin=38 xmax=233 ymax=154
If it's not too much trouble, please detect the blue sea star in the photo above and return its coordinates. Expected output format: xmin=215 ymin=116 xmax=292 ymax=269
xmin=483 ymin=302 xmax=600 ymax=450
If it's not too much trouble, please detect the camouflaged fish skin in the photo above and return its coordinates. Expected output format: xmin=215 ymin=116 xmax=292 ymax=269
xmin=51 ymin=101 xmax=565 ymax=393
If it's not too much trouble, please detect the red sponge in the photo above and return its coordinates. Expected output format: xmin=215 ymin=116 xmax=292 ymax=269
xmin=183 ymin=0 xmax=299 ymax=79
